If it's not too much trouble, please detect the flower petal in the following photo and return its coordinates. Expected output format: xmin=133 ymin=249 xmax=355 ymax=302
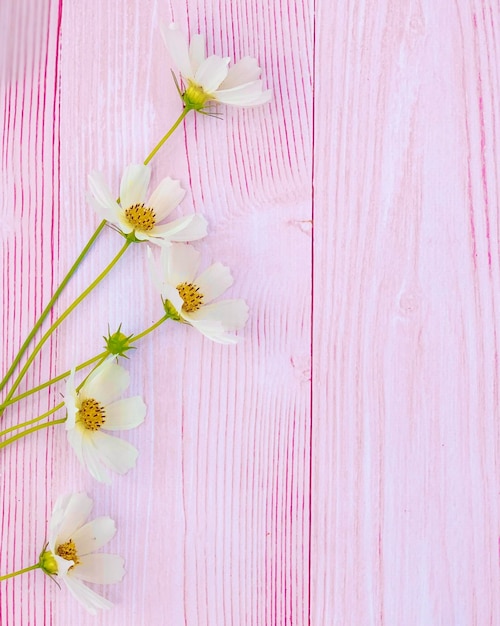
xmin=215 ymin=81 xmax=272 ymax=107
xmin=87 ymin=171 xmax=121 ymax=218
xmin=161 ymin=23 xmax=193 ymax=79
xmin=78 ymin=432 xmax=113 ymax=484
xmin=54 ymin=554 xmax=75 ymax=576
xmin=189 ymin=33 xmax=206 ymax=74
xmin=72 ymin=517 xmax=116 ymax=556
xmin=83 ymin=360 xmax=130 ymax=406
xmin=188 ymin=298 xmax=249 ymax=331
xmin=162 ymin=243 xmax=200 ymax=285
xmin=219 ymin=56 xmax=262 ymax=89
xmin=66 ymin=427 xmax=85 ymax=466
xmin=120 ymin=164 xmax=151 ymax=209
xmin=104 ymin=397 xmax=146 ymax=431
xmin=194 ymin=55 xmax=230 ymax=93
xmin=49 ymin=493 xmax=93 ymax=547
xmin=150 ymin=214 xmax=208 ymax=244
xmin=63 ymin=576 xmax=113 ymax=615
xmin=72 ymin=554 xmax=125 ymax=585
xmin=148 ymin=177 xmax=186 ymax=221
xmin=184 ymin=316 xmax=239 ymax=344
xmin=162 ymin=284 xmax=184 ymax=312
xmin=194 ymin=262 xmax=233 ymax=303
xmin=64 ymin=370 xmax=78 ymax=430
xmin=91 ymin=431 xmax=139 ymax=476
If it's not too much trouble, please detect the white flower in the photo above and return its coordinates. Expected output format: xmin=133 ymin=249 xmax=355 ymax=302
xmin=161 ymin=22 xmax=272 ymax=110
xmin=149 ymin=243 xmax=249 ymax=344
xmin=64 ymin=359 xmax=146 ymax=484
xmin=88 ymin=163 xmax=208 ymax=245
xmin=39 ymin=492 xmax=125 ymax=615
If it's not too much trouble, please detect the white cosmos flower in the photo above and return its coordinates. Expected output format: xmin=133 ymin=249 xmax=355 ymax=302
xmin=88 ymin=163 xmax=208 ymax=245
xmin=161 ymin=22 xmax=272 ymax=110
xmin=39 ymin=492 xmax=125 ymax=615
xmin=148 ymin=243 xmax=249 ymax=344
xmin=64 ymin=359 xmax=146 ymax=484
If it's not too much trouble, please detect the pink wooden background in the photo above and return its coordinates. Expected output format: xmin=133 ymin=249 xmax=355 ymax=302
xmin=1 ymin=0 xmax=500 ymax=624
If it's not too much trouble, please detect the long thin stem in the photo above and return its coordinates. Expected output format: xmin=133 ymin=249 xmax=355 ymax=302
xmin=2 ymin=315 xmax=169 ymax=409
xmin=0 ymin=403 xmax=63 ymax=438
xmin=3 ymin=353 xmax=106 ymax=408
xmin=143 ymin=108 xmax=191 ymax=165
xmin=1 ymin=108 xmax=191 ymax=394
xmin=0 ymin=418 xmax=66 ymax=450
xmin=131 ymin=314 xmax=169 ymax=342
xmin=0 ymin=564 xmax=40 ymax=581
xmin=0 ymin=222 xmax=107 ymax=393
xmin=2 ymin=241 xmax=131 ymax=407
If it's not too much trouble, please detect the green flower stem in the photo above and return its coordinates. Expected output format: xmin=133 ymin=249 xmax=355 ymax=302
xmin=2 ymin=353 xmax=107 ymax=409
xmin=0 ymin=403 xmax=64 ymax=439
xmin=0 ymin=564 xmax=40 ymax=581
xmin=0 ymin=418 xmax=66 ymax=450
xmin=2 ymin=315 xmax=169 ymax=410
xmin=131 ymin=314 xmax=169 ymax=341
xmin=0 ymin=109 xmax=192 ymax=396
xmin=1 ymin=241 xmax=131 ymax=408
xmin=143 ymin=108 xmax=191 ymax=165
xmin=0 ymin=221 xmax=107 ymax=394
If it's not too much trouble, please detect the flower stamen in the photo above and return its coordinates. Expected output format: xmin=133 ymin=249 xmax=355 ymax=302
xmin=78 ymin=398 xmax=106 ymax=431
xmin=57 ymin=539 xmax=80 ymax=566
xmin=177 ymin=282 xmax=204 ymax=312
xmin=124 ymin=203 xmax=156 ymax=231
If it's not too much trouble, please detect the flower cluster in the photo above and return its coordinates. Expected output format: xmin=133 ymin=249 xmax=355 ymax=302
xmin=0 ymin=21 xmax=270 ymax=614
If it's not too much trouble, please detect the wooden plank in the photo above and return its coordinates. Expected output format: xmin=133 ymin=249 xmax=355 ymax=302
xmin=312 ymin=1 xmax=500 ymax=623
xmin=1 ymin=0 xmax=312 ymax=623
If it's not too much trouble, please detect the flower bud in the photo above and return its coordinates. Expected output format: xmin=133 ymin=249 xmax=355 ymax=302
xmin=103 ymin=325 xmax=135 ymax=357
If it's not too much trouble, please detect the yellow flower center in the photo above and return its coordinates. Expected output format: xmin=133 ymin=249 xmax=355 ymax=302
xmin=78 ymin=398 xmax=106 ymax=431
xmin=124 ymin=203 xmax=156 ymax=232
xmin=56 ymin=539 xmax=80 ymax=566
xmin=177 ymin=282 xmax=204 ymax=312
xmin=183 ymin=80 xmax=212 ymax=110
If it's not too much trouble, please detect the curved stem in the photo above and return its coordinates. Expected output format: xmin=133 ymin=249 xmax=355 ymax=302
xmin=143 ymin=108 xmax=191 ymax=165
xmin=2 ymin=315 xmax=169 ymax=410
xmin=2 ymin=241 xmax=131 ymax=406
xmin=0 ymin=221 xmax=107 ymax=393
xmin=1 ymin=108 xmax=191 ymax=396
xmin=0 ymin=564 xmax=40 ymax=581
xmin=0 ymin=403 xmax=64 ymax=438
xmin=2 ymin=353 xmax=107 ymax=409
xmin=130 ymin=314 xmax=169 ymax=342
xmin=0 ymin=418 xmax=66 ymax=450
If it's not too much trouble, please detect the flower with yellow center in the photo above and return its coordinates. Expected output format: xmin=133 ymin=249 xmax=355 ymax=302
xmin=88 ymin=163 xmax=208 ymax=245
xmin=64 ymin=359 xmax=146 ymax=484
xmin=161 ymin=23 xmax=272 ymax=110
xmin=148 ymin=243 xmax=249 ymax=344
xmin=39 ymin=493 xmax=124 ymax=615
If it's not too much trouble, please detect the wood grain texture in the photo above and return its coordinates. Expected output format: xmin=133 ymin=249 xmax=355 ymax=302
xmin=3 ymin=0 xmax=500 ymax=624
xmin=312 ymin=1 xmax=500 ymax=624
xmin=1 ymin=0 xmax=311 ymax=624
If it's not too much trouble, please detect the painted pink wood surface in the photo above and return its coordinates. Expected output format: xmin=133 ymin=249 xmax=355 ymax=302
xmin=312 ymin=2 xmax=500 ymax=625
xmin=1 ymin=0 xmax=311 ymax=624
xmin=1 ymin=1 xmax=500 ymax=625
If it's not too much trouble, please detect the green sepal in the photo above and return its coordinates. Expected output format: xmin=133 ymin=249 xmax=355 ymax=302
xmin=103 ymin=324 xmax=136 ymax=358
xmin=163 ymin=299 xmax=182 ymax=321
xmin=38 ymin=544 xmax=58 ymax=576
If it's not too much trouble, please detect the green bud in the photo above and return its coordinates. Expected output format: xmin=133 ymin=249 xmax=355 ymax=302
xmin=163 ymin=299 xmax=181 ymax=321
xmin=183 ymin=80 xmax=212 ymax=112
xmin=39 ymin=549 xmax=58 ymax=576
xmin=103 ymin=324 xmax=135 ymax=357
xmin=124 ymin=231 xmax=143 ymax=243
